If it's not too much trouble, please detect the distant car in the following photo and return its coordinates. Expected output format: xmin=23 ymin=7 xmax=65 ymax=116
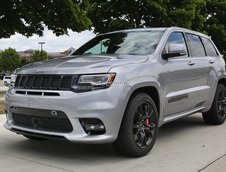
xmin=3 ymin=75 xmax=11 ymax=86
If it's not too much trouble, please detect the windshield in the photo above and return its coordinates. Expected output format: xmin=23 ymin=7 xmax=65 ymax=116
xmin=73 ymin=31 xmax=164 ymax=56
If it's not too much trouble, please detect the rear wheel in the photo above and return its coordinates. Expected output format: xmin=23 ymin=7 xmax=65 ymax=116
xmin=203 ymin=84 xmax=226 ymax=125
xmin=113 ymin=93 xmax=158 ymax=157
xmin=23 ymin=135 xmax=48 ymax=141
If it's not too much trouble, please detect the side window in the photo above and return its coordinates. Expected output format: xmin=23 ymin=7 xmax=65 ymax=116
xmin=202 ymin=37 xmax=218 ymax=57
xmin=163 ymin=32 xmax=188 ymax=57
xmin=186 ymin=34 xmax=205 ymax=57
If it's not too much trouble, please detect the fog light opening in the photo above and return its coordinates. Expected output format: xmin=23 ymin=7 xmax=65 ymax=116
xmin=79 ymin=118 xmax=106 ymax=135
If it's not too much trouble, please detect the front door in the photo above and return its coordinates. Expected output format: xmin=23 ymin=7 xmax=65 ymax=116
xmin=161 ymin=32 xmax=210 ymax=116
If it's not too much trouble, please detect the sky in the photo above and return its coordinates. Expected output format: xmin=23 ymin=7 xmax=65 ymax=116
xmin=0 ymin=29 xmax=96 ymax=52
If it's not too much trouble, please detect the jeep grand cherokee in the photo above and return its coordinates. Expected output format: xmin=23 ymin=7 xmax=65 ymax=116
xmin=4 ymin=27 xmax=226 ymax=157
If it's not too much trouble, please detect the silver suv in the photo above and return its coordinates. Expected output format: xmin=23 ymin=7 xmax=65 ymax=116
xmin=4 ymin=27 xmax=226 ymax=157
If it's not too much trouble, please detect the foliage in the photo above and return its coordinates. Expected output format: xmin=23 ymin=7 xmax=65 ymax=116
xmin=204 ymin=0 xmax=226 ymax=55
xmin=88 ymin=0 xmax=206 ymax=32
xmin=20 ymin=58 xmax=30 ymax=67
xmin=0 ymin=100 xmax=5 ymax=114
xmin=88 ymin=0 xmax=226 ymax=54
xmin=0 ymin=48 xmax=20 ymax=72
xmin=0 ymin=0 xmax=92 ymax=38
xmin=31 ymin=50 xmax=48 ymax=62
xmin=0 ymin=0 xmax=226 ymax=54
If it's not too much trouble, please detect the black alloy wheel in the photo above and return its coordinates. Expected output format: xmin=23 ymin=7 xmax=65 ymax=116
xmin=133 ymin=102 xmax=156 ymax=149
xmin=113 ymin=93 xmax=158 ymax=157
xmin=203 ymin=84 xmax=226 ymax=125
xmin=217 ymin=88 xmax=226 ymax=118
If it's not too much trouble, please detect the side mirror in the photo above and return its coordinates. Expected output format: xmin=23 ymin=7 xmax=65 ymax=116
xmin=162 ymin=50 xmax=187 ymax=59
xmin=162 ymin=43 xmax=187 ymax=59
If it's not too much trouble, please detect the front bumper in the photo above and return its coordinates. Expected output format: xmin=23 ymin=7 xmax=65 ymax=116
xmin=4 ymin=87 xmax=127 ymax=144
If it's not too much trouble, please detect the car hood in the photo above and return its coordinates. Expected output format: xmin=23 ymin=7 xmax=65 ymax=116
xmin=16 ymin=54 xmax=148 ymax=74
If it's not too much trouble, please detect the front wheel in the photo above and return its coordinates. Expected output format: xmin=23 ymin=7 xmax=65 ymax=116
xmin=203 ymin=84 xmax=226 ymax=125
xmin=113 ymin=93 xmax=158 ymax=157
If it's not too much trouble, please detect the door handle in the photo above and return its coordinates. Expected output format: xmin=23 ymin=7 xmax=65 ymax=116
xmin=188 ymin=61 xmax=195 ymax=66
xmin=209 ymin=59 xmax=215 ymax=64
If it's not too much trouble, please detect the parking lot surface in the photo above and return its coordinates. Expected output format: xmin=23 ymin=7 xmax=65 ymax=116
xmin=0 ymin=114 xmax=226 ymax=172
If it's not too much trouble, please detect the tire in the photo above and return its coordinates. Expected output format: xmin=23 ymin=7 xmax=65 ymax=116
xmin=4 ymin=81 xmax=8 ymax=86
xmin=23 ymin=135 xmax=48 ymax=141
xmin=113 ymin=93 xmax=158 ymax=157
xmin=202 ymin=84 xmax=226 ymax=125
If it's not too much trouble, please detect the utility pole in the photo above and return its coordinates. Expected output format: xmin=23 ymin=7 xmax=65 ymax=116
xmin=38 ymin=42 xmax=45 ymax=51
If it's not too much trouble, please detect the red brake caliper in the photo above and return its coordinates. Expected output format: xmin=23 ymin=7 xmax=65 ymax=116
xmin=145 ymin=118 xmax=150 ymax=125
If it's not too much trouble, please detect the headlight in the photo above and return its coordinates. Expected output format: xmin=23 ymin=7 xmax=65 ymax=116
xmin=71 ymin=73 xmax=116 ymax=92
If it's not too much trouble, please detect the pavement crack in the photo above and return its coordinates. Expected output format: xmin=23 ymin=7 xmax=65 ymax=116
xmin=198 ymin=153 xmax=226 ymax=172
xmin=0 ymin=152 xmax=74 ymax=172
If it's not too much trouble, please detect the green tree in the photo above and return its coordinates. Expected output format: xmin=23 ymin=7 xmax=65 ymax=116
xmin=32 ymin=50 xmax=48 ymax=62
xmin=88 ymin=0 xmax=206 ymax=33
xmin=20 ymin=58 xmax=30 ymax=67
xmin=204 ymin=0 xmax=226 ymax=55
xmin=87 ymin=0 xmax=226 ymax=54
xmin=0 ymin=48 xmax=20 ymax=72
xmin=1 ymin=0 xmax=226 ymax=55
xmin=0 ymin=0 xmax=92 ymax=38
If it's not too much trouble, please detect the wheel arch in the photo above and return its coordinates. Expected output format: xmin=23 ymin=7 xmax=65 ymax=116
xmin=127 ymin=86 xmax=160 ymax=115
xmin=113 ymin=84 xmax=161 ymax=156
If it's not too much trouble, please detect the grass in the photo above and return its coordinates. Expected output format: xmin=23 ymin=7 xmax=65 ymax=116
xmin=0 ymin=101 xmax=5 ymax=114
xmin=0 ymin=93 xmax=4 ymax=97
xmin=0 ymin=81 xmax=5 ymax=114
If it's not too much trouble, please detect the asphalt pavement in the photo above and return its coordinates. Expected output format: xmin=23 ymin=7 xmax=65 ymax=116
xmin=0 ymin=114 xmax=226 ymax=172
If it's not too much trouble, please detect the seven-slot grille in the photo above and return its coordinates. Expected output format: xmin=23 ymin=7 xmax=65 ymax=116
xmin=14 ymin=75 xmax=74 ymax=90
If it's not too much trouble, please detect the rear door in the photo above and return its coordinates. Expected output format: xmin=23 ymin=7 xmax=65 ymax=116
xmin=200 ymin=36 xmax=221 ymax=104
xmin=183 ymin=33 xmax=214 ymax=109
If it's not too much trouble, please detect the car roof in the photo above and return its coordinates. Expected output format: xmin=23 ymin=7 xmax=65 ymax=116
xmin=98 ymin=26 xmax=210 ymax=39
xmin=166 ymin=27 xmax=210 ymax=38
xmin=98 ymin=27 xmax=167 ymax=35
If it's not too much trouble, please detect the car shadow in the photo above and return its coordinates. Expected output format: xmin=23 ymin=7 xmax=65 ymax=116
xmin=5 ymin=114 xmax=210 ymax=161
xmin=158 ymin=113 xmax=207 ymax=139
